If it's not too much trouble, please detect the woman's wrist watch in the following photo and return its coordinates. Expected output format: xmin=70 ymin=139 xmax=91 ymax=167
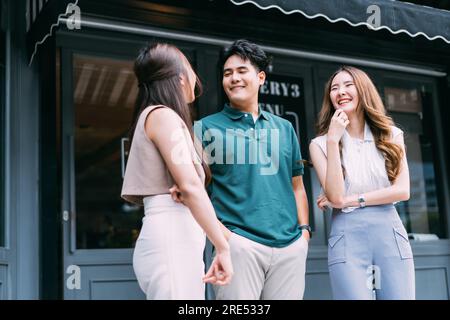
xmin=300 ymin=224 xmax=312 ymax=238
xmin=358 ymin=194 xmax=366 ymax=208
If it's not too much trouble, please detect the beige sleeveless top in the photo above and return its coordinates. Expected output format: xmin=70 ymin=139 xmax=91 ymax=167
xmin=121 ymin=105 xmax=205 ymax=205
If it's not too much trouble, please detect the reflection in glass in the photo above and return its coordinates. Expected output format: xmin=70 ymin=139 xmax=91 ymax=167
xmin=73 ymin=54 xmax=143 ymax=249
xmin=385 ymin=87 xmax=422 ymax=113
xmin=384 ymin=83 xmax=446 ymax=240
xmin=396 ymin=133 xmax=441 ymax=238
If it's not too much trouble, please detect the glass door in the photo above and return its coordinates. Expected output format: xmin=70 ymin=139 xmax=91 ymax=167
xmin=62 ymin=49 xmax=145 ymax=299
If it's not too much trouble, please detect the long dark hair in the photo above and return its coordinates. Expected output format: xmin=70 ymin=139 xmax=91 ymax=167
xmin=129 ymin=43 xmax=211 ymax=185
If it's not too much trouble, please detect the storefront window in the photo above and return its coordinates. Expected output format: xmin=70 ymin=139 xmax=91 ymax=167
xmin=383 ymin=79 xmax=446 ymax=240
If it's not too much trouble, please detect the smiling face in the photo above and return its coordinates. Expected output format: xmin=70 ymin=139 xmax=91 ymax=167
xmin=222 ymin=55 xmax=265 ymax=108
xmin=329 ymin=71 xmax=359 ymax=114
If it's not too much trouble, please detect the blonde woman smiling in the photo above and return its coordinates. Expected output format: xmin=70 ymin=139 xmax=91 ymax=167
xmin=310 ymin=66 xmax=415 ymax=300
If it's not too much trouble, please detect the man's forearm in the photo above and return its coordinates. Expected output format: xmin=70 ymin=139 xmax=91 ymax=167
xmin=295 ymin=188 xmax=309 ymax=226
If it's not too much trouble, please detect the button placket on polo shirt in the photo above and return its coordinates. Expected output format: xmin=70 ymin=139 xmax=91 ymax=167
xmin=243 ymin=113 xmax=257 ymax=139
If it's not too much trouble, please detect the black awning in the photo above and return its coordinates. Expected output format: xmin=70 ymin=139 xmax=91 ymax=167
xmin=230 ymin=0 xmax=450 ymax=44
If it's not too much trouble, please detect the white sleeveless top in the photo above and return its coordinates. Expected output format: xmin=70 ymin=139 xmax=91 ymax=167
xmin=311 ymin=123 xmax=403 ymax=212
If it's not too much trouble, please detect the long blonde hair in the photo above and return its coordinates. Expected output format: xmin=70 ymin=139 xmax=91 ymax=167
xmin=316 ymin=66 xmax=403 ymax=182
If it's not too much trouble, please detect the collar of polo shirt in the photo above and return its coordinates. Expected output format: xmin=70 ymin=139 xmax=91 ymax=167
xmin=222 ymin=103 xmax=269 ymax=121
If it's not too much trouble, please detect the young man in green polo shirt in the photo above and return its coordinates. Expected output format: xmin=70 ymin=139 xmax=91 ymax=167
xmin=193 ymin=39 xmax=310 ymax=300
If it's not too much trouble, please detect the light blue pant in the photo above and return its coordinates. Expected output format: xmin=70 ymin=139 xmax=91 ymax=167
xmin=328 ymin=204 xmax=415 ymax=300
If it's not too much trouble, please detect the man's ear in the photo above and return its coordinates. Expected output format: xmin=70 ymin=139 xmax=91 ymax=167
xmin=258 ymin=71 xmax=266 ymax=85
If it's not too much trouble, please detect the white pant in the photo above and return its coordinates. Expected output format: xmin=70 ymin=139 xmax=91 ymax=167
xmin=133 ymin=194 xmax=206 ymax=300
xmin=213 ymin=232 xmax=308 ymax=300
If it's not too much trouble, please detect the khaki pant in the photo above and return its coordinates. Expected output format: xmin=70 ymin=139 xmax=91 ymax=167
xmin=213 ymin=232 xmax=308 ymax=300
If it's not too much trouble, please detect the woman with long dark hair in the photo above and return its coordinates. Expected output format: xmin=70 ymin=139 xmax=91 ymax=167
xmin=309 ymin=66 xmax=415 ymax=299
xmin=121 ymin=43 xmax=233 ymax=299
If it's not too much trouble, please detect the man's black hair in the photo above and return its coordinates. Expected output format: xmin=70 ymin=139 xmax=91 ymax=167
xmin=221 ymin=39 xmax=271 ymax=73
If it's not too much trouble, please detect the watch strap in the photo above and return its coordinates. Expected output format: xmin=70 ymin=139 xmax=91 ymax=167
xmin=300 ymin=224 xmax=312 ymax=238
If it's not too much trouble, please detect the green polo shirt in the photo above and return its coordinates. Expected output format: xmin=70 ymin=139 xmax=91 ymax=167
xmin=194 ymin=104 xmax=304 ymax=248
